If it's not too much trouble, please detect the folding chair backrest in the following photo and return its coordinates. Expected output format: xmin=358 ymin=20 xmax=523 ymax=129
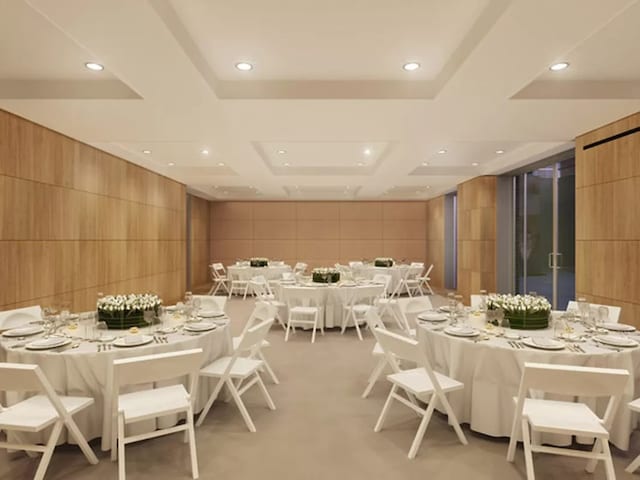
xmin=0 ymin=363 xmax=43 ymax=393
xmin=423 ymin=264 xmax=434 ymax=277
xmin=405 ymin=265 xmax=423 ymax=280
xmin=112 ymin=349 xmax=204 ymax=390
xmin=237 ymin=302 xmax=277 ymax=339
xmin=212 ymin=263 xmax=226 ymax=276
xmin=566 ymin=301 xmax=621 ymax=323
xmin=365 ymin=309 xmax=386 ymax=331
xmin=283 ymin=286 xmax=323 ymax=308
xmin=397 ymin=297 xmax=433 ymax=331
xmin=372 ymin=274 xmax=392 ymax=296
xmin=410 ymin=262 xmax=424 ymax=268
xmin=236 ymin=318 xmax=275 ymax=353
xmin=193 ymin=295 xmax=227 ymax=312
xmin=373 ymin=327 xmax=423 ymax=365
xmin=282 ymin=272 xmax=295 ymax=281
xmin=0 ymin=305 xmax=42 ymax=330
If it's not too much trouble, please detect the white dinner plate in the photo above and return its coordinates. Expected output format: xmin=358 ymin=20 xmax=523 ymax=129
xmin=184 ymin=322 xmax=217 ymax=332
xmin=444 ymin=326 xmax=479 ymax=337
xmin=198 ymin=310 xmax=225 ymax=318
xmin=2 ymin=325 xmax=44 ymax=337
xmin=25 ymin=336 xmax=71 ymax=350
xmin=594 ymin=335 xmax=638 ymax=348
xmin=521 ymin=337 xmax=565 ymax=350
xmin=504 ymin=332 xmax=522 ymax=340
xmin=557 ymin=332 xmax=582 ymax=342
xmin=165 ymin=305 xmax=177 ymax=312
xmin=418 ymin=312 xmax=448 ymax=322
xmin=438 ymin=306 xmax=454 ymax=313
xmin=113 ymin=335 xmax=154 ymax=348
xmin=602 ymin=323 xmax=635 ymax=333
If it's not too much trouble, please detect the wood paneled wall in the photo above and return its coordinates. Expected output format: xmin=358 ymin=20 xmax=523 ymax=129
xmin=188 ymin=194 xmax=210 ymax=289
xmin=457 ymin=176 xmax=497 ymax=302
xmin=210 ymin=201 xmax=428 ymax=270
xmin=425 ymin=196 xmax=445 ymax=290
xmin=0 ymin=109 xmax=186 ymax=312
xmin=575 ymin=112 xmax=640 ymax=326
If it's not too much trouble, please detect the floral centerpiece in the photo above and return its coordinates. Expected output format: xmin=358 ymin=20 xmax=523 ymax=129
xmin=97 ymin=293 xmax=162 ymax=330
xmin=374 ymin=257 xmax=394 ymax=268
xmin=312 ymin=267 xmax=340 ymax=284
xmin=250 ymin=257 xmax=269 ymax=267
xmin=487 ymin=293 xmax=551 ymax=330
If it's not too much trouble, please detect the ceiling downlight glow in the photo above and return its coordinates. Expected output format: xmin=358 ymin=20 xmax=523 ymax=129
xmin=403 ymin=62 xmax=420 ymax=72
xmin=235 ymin=62 xmax=253 ymax=71
xmin=142 ymin=149 xmax=151 ymax=154
xmin=84 ymin=62 xmax=104 ymax=71
xmin=549 ymin=62 xmax=569 ymax=71
xmin=471 ymin=162 xmax=479 ymax=166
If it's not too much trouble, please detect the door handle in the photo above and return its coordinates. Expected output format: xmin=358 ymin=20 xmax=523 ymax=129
xmin=548 ymin=253 xmax=554 ymax=269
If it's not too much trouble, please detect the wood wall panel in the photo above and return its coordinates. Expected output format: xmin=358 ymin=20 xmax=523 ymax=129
xmin=575 ymin=112 xmax=640 ymax=326
xmin=0 ymin=109 xmax=186 ymax=313
xmin=425 ymin=196 xmax=445 ymax=290
xmin=456 ymin=176 xmax=497 ymax=302
xmin=210 ymin=201 xmax=429 ymax=270
xmin=189 ymin=194 xmax=210 ymax=290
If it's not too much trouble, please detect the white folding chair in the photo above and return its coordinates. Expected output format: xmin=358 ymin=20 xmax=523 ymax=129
xmin=109 ymin=349 xmax=204 ymax=480
xmin=0 ymin=363 xmax=99 ymax=480
xmin=228 ymin=268 xmax=250 ymax=299
xmin=197 ymin=319 xmax=276 ymax=431
xmin=293 ymin=262 xmax=308 ymax=275
xmin=417 ymin=264 xmax=434 ymax=295
xmin=401 ymin=264 xmax=425 ymax=297
xmin=282 ymin=286 xmax=324 ymax=343
xmin=250 ymin=277 xmax=287 ymax=330
xmin=362 ymin=309 xmax=391 ymax=398
xmin=207 ymin=263 xmax=230 ymax=296
xmin=192 ymin=294 xmax=227 ymax=313
xmin=625 ymin=398 xmax=640 ymax=473
xmin=372 ymin=274 xmax=403 ymax=325
xmin=341 ymin=285 xmax=384 ymax=341
xmin=396 ymin=296 xmax=433 ymax=337
xmin=0 ymin=305 xmax=42 ymax=331
xmin=506 ymin=362 xmax=629 ymax=480
xmin=372 ymin=327 xmax=467 ymax=458
xmin=232 ymin=301 xmax=280 ymax=384
xmin=566 ymin=301 xmax=621 ymax=323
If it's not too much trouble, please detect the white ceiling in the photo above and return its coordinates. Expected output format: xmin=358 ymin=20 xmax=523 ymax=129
xmin=1 ymin=0 xmax=639 ymax=200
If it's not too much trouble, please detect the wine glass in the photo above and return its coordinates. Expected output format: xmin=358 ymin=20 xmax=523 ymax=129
xmin=597 ymin=306 xmax=609 ymax=327
xmin=577 ymin=297 xmax=590 ymax=324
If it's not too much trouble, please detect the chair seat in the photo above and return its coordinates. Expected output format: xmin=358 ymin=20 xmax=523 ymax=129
xmin=348 ymin=304 xmax=373 ymax=314
xmin=518 ymin=398 xmax=609 ymax=438
xmin=290 ymin=306 xmax=318 ymax=315
xmin=0 ymin=394 xmax=94 ymax=432
xmin=200 ymin=356 xmax=263 ymax=378
xmin=271 ymin=301 xmax=286 ymax=308
xmin=232 ymin=336 xmax=270 ymax=350
xmin=387 ymin=368 xmax=463 ymax=397
xmin=119 ymin=384 xmax=190 ymax=423
xmin=377 ymin=298 xmax=397 ymax=305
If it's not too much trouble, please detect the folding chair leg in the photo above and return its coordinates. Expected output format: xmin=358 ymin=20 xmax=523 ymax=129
xmin=600 ymin=439 xmax=615 ymax=480
xmin=34 ymin=420 xmax=63 ymax=480
xmin=242 ymin=284 xmax=249 ymax=300
xmin=311 ymin=320 xmax=317 ymax=344
xmin=258 ymin=350 xmax=279 ymax=384
xmin=118 ymin=413 xmax=126 ymax=480
xmin=284 ymin=319 xmax=292 ymax=342
xmin=437 ymin=393 xmax=467 ymax=446
xmin=227 ymin=379 xmax=256 ymax=432
xmin=341 ymin=310 xmax=352 ymax=335
xmin=521 ymin=419 xmax=535 ymax=480
xmin=626 ymin=452 xmax=640 ymax=473
xmin=408 ymin=393 xmax=437 ymax=459
xmin=186 ymin=406 xmax=199 ymax=479
xmin=196 ymin=378 xmax=225 ymax=427
xmin=64 ymin=415 xmax=99 ymax=464
xmin=362 ymin=357 xmax=386 ymax=398
xmin=506 ymin=413 xmax=520 ymax=462
xmin=353 ymin=316 xmax=363 ymax=341
xmin=255 ymin=373 xmax=276 ymax=410
xmin=374 ymin=385 xmax=397 ymax=432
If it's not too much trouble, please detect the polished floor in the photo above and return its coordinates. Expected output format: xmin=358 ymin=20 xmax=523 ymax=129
xmin=2 ymin=296 xmax=640 ymax=479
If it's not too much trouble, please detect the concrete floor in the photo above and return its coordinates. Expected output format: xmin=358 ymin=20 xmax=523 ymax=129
xmin=2 ymin=296 xmax=640 ymax=480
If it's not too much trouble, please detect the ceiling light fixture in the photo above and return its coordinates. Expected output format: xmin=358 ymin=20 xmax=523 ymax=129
xmin=421 ymin=161 xmax=429 ymax=166
xmin=403 ymin=62 xmax=420 ymax=72
xmin=495 ymin=149 xmax=505 ymax=154
xmin=168 ymin=162 xmax=175 ymax=166
xmin=549 ymin=62 xmax=569 ymax=71
xmin=277 ymin=149 xmax=287 ymax=154
xmin=217 ymin=162 xmax=225 ymax=166
xmin=85 ymin=62 xmax=104 ymax=71
xmin=284 ymin=162 xmax=290 ymax=167
xmin=426 ymin=185 xmax=431 ymax=189
xmin=438 ymin=149 xmax=447 ymax=154
xmin=363 ymin=148 xmax=372 ymax=156
xmin=142 ymin=149 xmax=151 ymax=154
xmin=357 ymin=162 xmax=364 ymax=167
xmin=201 ymin=149 xmax=209 ymax=155
xmin=235 ymin=62 xmax=253 ymax=71
xmin=472 ymin=162 xmax=479 ymax=166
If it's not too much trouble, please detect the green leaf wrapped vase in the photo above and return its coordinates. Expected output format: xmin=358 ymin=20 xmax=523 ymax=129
xmin=374 ymin=257 xmax=394 ymax=268
xmin=312 ymin=268 xmax=340 ymax=284
xmin=487 ymin=293 xmax=551 ymax=330
xmin=97 ymin=293 xmax=161 ymax=330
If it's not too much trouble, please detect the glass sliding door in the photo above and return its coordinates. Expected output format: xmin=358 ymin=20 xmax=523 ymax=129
xmin=514 ymin=155 xmax=575 ymax=309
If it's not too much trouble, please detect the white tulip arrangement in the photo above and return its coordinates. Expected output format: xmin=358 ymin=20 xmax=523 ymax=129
xmin=97 ymin=293 xmax=162 ymax=312
xmin=487 ymin=294 xmax=551 ymax=315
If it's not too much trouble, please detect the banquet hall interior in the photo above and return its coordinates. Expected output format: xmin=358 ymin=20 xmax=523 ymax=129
xmin=1 ymin=1 xmax=640 ymax=479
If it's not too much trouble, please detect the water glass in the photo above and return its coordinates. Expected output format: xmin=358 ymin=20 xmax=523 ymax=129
xmin=597 ymin=306 xmax=609 ymax=327
xmin=577 ymin=297 xmax=590 ymax=323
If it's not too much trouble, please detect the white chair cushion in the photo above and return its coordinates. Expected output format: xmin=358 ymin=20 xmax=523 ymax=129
xmin=519 ymin=398 xmax=609 ymax=438
xmin=0 ymin=395 xmax=93 ymax=432
xmin=290 ymin=306 xmax=318 ymax=315
xmin=387 ymin=368 xmax=463 ymax=397
xmin=118 ymin=384 xmax=189 ymax=423
xmin=200 ymin=356 xmax=263 ymax=378
xmin=232 ymin=336 xmax=270 ymax=350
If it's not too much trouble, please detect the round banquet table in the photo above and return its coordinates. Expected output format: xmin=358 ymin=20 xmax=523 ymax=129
xmin=0 ymin=319 xmax=232 ymax=451
xmin=359 ymin=264 xmax=411 ymax=292
xmin=417 ymin=321 xmax=640 ymax=450
xmin=227 ymin=264 xmax=291 ymax=283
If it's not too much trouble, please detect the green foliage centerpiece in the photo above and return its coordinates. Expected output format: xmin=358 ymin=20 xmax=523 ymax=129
xmin=312 ymin=267 xmax=340 ymax=284
xmin=97 ymin=293 xmax=162 ymax=330
xmin=487 ymin=293 xmax=551 ymax=330
xmin=374 ymin=257 xmax=394 ymax=267
xmin=250 ymin=257 xmax=269 ymax=267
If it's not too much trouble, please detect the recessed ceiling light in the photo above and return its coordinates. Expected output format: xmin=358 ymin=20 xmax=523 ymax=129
xmin=142 ymin=149 xmax=151 ymax=154
xmin=472 ymin=162 xmax=479 ymax=166
xmin=495 ymin=149 xmax=505 ymax=154
xmin=438 ymin=149 xmax=447 ymax=154
xmin=549 ymin=62 xmax=569 ymax=71
xmin=426 ymin=185 xmax=431 ymax=189
xmin=284 ymin=162 xmax=290 ymax=167
xmin=363 ymin=148 xmax=372 ymax=156
xmin=85 ymin=62 xmax=104 ymax=71
xmin=201 ymin=149 xmax=209 ymax=155
xmin=217 ymin=162 xmax=225 ymax=166
xmin=277 ymin=149 xmax=287 ymax=155
xmin=357 ymin=162 xmax=364 ymax=167
xmin=168 ymin=162 xmax=175 ymax=166
xmin=235 ymin=62 xmax=253 ymax=71
xmin=403 ymin=62 xmax=420 ymax=72
xmin=421 ymin=161 xmax=429 ymax=166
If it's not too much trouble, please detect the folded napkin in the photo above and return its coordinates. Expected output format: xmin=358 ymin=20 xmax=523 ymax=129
xmin=125 ymin=334 xmax=143 ymax=345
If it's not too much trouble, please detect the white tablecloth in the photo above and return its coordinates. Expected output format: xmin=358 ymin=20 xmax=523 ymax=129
xmin=0 ymin=322 xmax=231 ymax=451
xmin=359 ymin=265 xmax=411 ymax=292
xmin=227 ymin=265 xmax=291 ymax=282
xmin=417 ymin=322 xmax=640 ymax=450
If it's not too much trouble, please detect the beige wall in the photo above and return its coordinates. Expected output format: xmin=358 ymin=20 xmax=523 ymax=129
xmin=575 ymin=111 xmax=640 ymax=326
xmin=210 ymin=201 xmax=428 ymax=269
xmin=0 ymin=109 xmax=186 ymax=312
xmin=457 ymin=176 xmax=497 ymax=302
xmin=189 ymin=194 xmax=210 ymax=289
xmin=425 ymin=196 xmax=446 ymax=290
